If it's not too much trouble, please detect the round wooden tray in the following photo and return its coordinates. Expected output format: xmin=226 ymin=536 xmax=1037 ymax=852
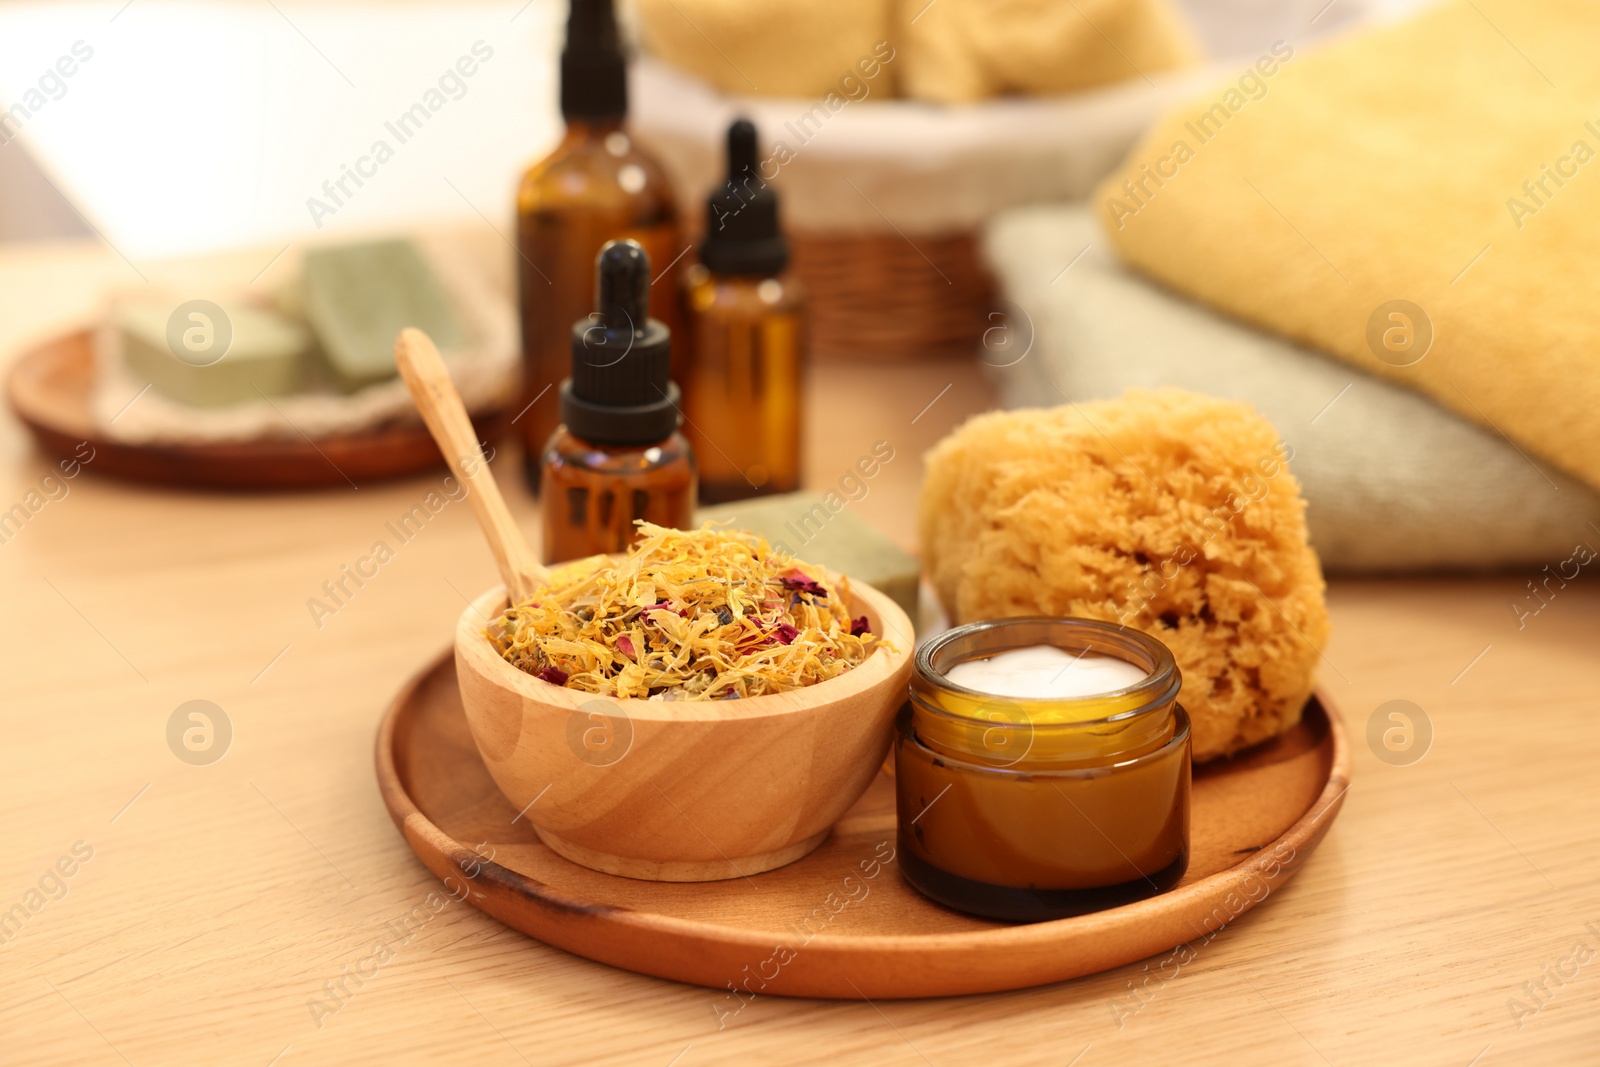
xmin=377 ymin=651 xmax=1350 ymax=999
xmin=6 ymin=331 xmax=509 ymax=490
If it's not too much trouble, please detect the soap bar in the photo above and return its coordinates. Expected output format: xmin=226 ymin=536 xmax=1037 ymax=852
xmin=120 ymin=302 xmax=310 ymax=407
xmin=696 ymin=493 xmax=919 ymax=622
xmin=302 ymin=239 xmax=463 ymax=390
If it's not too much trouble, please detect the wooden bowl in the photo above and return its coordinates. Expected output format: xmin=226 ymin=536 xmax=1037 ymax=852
xmin=453 ymin=578 xmax=915 ymax=882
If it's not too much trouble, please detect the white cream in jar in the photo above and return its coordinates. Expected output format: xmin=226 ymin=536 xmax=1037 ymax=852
xmin=943 ymin=644 xmax=1149 ymax=699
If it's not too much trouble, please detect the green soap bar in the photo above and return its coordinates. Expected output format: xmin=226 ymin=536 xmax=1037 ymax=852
xmin=120 ymin=303 xmax=310 ymax=407
xmin=696 ymin=493 xmax=920 ymax=624
xmin=302 ymin=239 xmax=463 ymax=390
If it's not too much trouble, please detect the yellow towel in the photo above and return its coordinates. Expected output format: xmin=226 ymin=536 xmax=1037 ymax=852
xmin=897 ymin=0 xmax=1197 ymax=104
xmin=635 ymin=0 xmax=1193 ymax=103
xmin=1095 ymin=0 xmax=1600 ymax=494
xmin=635 ymin=0 xmax=895 ymax=98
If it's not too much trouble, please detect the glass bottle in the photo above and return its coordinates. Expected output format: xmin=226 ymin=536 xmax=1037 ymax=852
xmin=516 ymin=0 xmax=684 ymax=491
xmin=541 ymin=239 xmax=696 ymax=564
xmin=542 ymin=432 xmax=697 ymax=563
xmin=682 ymin=119 xmax=805 ymax=503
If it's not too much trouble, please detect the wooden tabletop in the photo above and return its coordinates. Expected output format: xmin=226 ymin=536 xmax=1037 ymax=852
xmin=1 ymin=236 xmax=1596 ymax=1067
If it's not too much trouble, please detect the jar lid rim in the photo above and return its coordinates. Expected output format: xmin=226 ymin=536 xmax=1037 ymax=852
xmin=913 ymin=616 xmax=1181 ymax=728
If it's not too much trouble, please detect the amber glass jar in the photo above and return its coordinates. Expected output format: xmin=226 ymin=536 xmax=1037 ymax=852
xmin=682 ymin=264 xmax=804 ymax=502
xmin=896 ymin=617 xmax=1191 ymax=922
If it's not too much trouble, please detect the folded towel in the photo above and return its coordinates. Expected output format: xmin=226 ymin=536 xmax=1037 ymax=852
xmin=636 ymin=0 xmax=1196 ymax=104
xmin=982 ymin=204 xmax=1600 ymax=571
xmin=93 ymin=236 xmax=517 ymax=443
xmin=896 ymin=0 xmax=1197 ymax=104
xmin=635 ymin=0 xmax=893 ymax=98
xmin=1092 ymin=0 xmax=1600 ymax=497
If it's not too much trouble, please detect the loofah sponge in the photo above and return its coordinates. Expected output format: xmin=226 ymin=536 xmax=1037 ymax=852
xmin=919 ymin=389 xmax=1329 ymax=762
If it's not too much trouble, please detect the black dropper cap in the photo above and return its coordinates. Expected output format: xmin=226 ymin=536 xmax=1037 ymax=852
xmin=701 ymin=118 xmax=788 ymax=276
xmin=560 ymin=239 xmax=679 ymax=446
xmin=560 ymin=0 xmax=627 ymax=121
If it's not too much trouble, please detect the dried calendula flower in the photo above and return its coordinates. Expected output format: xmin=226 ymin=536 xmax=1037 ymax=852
xmin=490 ymin=523 xmax=887 ymax=700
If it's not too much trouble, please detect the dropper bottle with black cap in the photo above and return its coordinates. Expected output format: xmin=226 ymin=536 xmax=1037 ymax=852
xmin=683 ymin=118 xmax=806 ymax=504
xmin=540 ymin=239 xmax=696 ymax=564
xmin=516 ymin=0 xmax=683 ymax=493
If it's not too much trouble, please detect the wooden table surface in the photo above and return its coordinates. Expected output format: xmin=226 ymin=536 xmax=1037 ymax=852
xmin=1 ymin=236 xmax=1596 ymax=1067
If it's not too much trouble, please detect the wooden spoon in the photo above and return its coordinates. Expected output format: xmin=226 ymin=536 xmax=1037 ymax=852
xmin=394 ymin=327 xmax=548 ymax=604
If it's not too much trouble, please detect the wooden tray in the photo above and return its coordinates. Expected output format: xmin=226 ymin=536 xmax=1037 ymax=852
xmin=6 ymin=331 xmax=509 ymax=490
xmin=376 ymin=652 xmax=1349 ymax=999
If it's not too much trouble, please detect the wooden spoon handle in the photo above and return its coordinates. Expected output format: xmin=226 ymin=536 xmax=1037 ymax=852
xmin=394 ymin=327 xmax=547 ymax=603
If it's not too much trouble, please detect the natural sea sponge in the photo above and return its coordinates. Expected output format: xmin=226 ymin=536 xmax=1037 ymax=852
xmin=919 ymin=389 xmax=1329 ymax=762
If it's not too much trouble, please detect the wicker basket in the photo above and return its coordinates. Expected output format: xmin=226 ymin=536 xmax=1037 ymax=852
xmin=788 ymin=229 xmax=994 ymax=361
xmin=630 ymin=57 xmax=1172 ymax=362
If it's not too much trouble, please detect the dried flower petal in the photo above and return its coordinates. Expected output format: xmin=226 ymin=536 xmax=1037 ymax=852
xmin=489 ymin=523 xmax=887 ymax=700
xmin=850 ymin=615 xmax=870 ymax=637
xmin=779 ymin=568 xmax=827 ymax=597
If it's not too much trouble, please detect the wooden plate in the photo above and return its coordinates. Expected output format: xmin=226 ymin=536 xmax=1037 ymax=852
xmin=376 ymin=652 xmax=1350 ymax=1000
xmin=6 ymin=331 xmax=509 ymax=490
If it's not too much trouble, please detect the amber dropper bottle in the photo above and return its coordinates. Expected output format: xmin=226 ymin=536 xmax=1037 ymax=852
xmin=540 ymin=239 xmax=696 ymax=564
xmin=682 ymin=119 xmax=806 ymax=504
xmin=516 ymin=0 xmax=684 ymax=491
xmin=681 ymin=119 xmax=806 ymax=502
